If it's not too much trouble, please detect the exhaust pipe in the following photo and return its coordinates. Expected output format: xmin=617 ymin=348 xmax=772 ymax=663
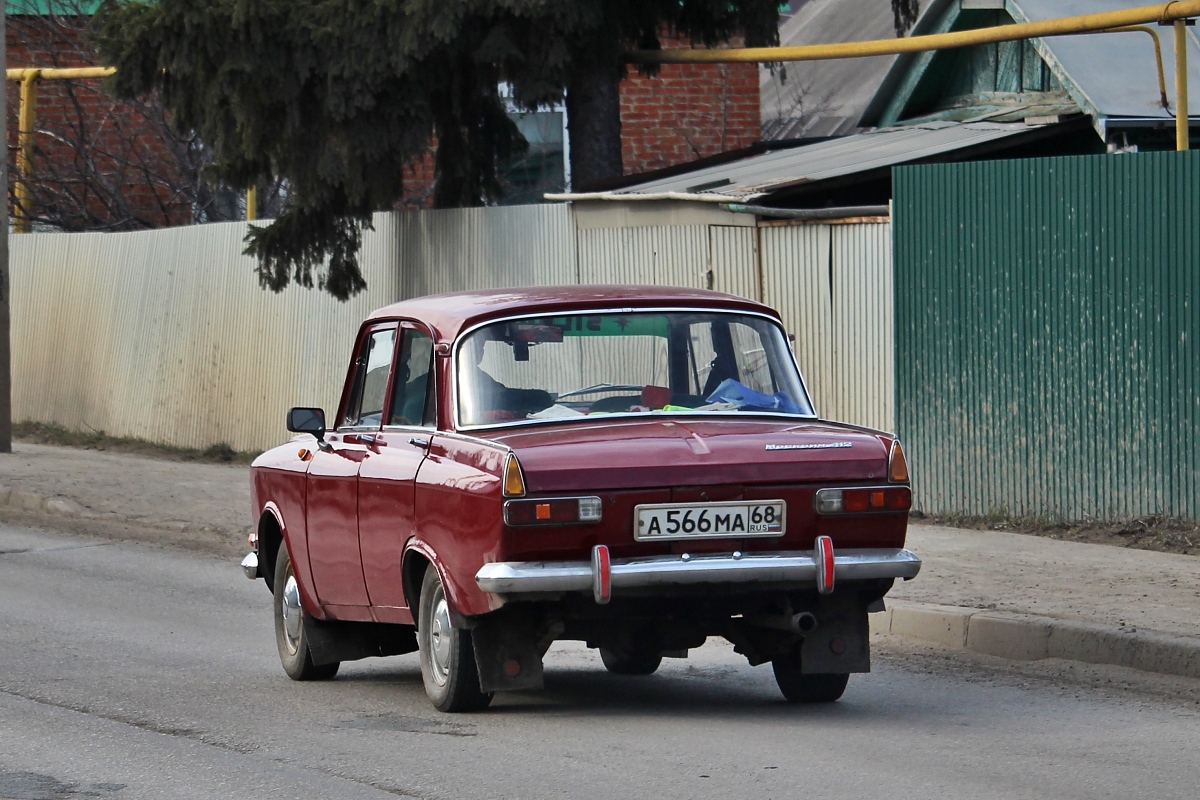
xmin=792 ymin=611 xmax=818 ymax=634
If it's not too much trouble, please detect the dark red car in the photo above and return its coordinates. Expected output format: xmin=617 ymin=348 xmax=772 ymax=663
xmin=242 ymin=286 xmax=919 ymax=711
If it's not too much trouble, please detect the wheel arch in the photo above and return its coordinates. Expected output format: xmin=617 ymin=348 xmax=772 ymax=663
xmin=257 ymin=504 xmax=286 ymax=592
xmin=403 ymin=541 xmax=472 ymax=629
xmin=402 ymin=544 xmax=432 ymax=629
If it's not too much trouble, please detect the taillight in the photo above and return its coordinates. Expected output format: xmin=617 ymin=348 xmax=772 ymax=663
xmin=888 ymin=440 xmax=910 ymax=483
xmin=814 ymin=486 xmax=911 ymax=514
xmin=502 ymin=452 xmax=526 ymax=498
xmin=504 ymin=496 xmax=603 ymax=526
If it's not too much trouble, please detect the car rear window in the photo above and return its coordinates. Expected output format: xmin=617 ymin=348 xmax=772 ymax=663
xmin=455 ymin=310 xmax=814 ymax=427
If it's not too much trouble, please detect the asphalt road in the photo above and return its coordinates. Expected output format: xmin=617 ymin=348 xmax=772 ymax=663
xmin=2 ymin=522 xmax=1200 ymax=800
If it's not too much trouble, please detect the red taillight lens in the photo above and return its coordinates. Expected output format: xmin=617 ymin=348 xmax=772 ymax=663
xmin=504 ymin=496 xmax=603 ymax=526
xmin=814 ymin=486 xmax=911 ymax=514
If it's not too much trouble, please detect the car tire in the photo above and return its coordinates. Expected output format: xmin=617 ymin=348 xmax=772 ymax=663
xmin=417 ymin=567 xmax=493 ymax=713
xmin=273 ymin=546 xmax=340 ymax=681
xmin=771 ymin=652 xmax=848 ymax=702
xmin=599 ymin=646 xmax=663 ymax=676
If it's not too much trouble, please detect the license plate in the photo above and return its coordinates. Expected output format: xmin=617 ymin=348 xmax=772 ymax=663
xmin=634 ymin=501 xmax=786 ymax=541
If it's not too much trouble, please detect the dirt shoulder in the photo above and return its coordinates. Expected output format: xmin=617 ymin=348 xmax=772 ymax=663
xmin=12 ymin=422 xmax=259 ymax=465
xmin=6 ymin=429 xmax=1199 ymax=559
xmin=914 ymin=512 xmax=1200 ymax=557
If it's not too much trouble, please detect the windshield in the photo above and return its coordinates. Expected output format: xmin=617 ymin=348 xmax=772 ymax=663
xmin=455 ymin=310 xmax=815 ymax=427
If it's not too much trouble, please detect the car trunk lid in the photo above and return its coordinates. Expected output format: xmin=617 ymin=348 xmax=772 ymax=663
xmin=488 ymin=418 xmax=890 ymax=492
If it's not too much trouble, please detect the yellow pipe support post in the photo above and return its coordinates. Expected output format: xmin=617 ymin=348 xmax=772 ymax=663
xmin=627 ymin=0 xmax=1200 ymax=64
xmin=1175 ymin=19 xmax=1190 ymax=150
xmin=246 ymin=186 xmax=258 ymax=221
xmin=7 ymin=67 xmax=115 ymax=233
xmin=14 ymin=70 xmax=39 ymax=234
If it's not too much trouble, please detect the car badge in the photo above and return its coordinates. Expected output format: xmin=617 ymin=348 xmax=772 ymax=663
xmin=765 ymin=441 xmax=852 ymax=451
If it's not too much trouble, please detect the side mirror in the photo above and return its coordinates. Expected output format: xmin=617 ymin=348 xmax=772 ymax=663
xmin=287 ymin=407 xmax=326 ymax=439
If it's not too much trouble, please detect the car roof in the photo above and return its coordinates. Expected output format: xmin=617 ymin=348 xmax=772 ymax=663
xmin=367 ymin=285 xmax=779 ymax=342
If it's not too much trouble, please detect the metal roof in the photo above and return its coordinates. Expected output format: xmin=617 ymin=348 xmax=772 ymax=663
xmin=1013 ymin=0 xmax=1200 ymax=123
xmin=760 ymin=0 xmax=908 ymax=139
xmin=862 ymin=0 xmax=1200 ymax=129
xmin=551 ymin=121 xmax=1051 ymax=204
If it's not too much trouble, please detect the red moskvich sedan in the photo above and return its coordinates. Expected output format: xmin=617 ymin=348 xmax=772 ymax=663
xmin=242 ymin=286 xmax=919 ymax=711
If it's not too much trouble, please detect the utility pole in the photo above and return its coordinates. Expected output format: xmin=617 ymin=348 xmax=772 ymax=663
xmin=1 ymin=3 xmax=11 ymax=453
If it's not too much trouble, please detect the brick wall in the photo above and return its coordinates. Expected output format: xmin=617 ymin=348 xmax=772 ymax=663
xmin=401 ymin=35 xmax=762 ymax=205
xmin=7 ymin=14 xmax=194 ymax=230
xmin=7 ymin=16 xmax=759 ymax=219
xmin=619 ymin=35 xmax=760 ymax=175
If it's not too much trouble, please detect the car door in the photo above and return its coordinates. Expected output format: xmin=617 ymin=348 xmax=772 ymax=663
xmin=307 ymin=323 xmax=398 ymax=616
xmin=358 ymin=324 xmax=435 ymax=622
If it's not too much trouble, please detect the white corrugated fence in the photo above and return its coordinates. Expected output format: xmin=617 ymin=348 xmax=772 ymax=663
xmin=10 ymin=204 xmax=893 ymax=452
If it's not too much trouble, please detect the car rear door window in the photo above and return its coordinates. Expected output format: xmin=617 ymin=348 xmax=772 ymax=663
xmin=389 ymin=329 xmax=434 ymax=426
xmin=342 ymin=327 xmax=396 ymax=428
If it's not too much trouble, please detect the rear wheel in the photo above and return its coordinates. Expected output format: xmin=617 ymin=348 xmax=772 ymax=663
xmin=417 ymin=568 xmax=493 ymax=712
xmin=772 ymin=651 xmax=848 ymax=702
xmin=273 ymin=546 xmax=339 ymax=681
xmin=599 ymin=646 xmax=663 ymax=676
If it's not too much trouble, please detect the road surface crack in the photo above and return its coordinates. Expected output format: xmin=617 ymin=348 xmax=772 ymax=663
xmin=0 ymin=686 xmax=430 ymax=798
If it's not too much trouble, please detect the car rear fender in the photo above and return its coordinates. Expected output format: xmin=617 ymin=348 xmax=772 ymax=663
xmin=402 ymin=539 xmax=472 ymax=629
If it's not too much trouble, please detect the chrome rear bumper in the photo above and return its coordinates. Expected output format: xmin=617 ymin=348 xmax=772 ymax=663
xmin=241 ymin=552 xmax=259 ymax=580
xmin=475 ymin=547 xmax=920 ymax=601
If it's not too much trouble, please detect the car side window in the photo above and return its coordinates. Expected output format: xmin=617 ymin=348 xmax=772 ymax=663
xmin=342 ymin=327 xmax=396 ymax=429
xmin=389 ymin=329 xmax=434 ymax=426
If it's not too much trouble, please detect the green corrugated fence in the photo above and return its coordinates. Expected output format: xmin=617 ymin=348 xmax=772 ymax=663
xmin=894 ymin=151 xmax=1200 ymax=521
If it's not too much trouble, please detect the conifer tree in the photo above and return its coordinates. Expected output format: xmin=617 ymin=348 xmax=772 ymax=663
xmin=92 ymin=1 xmax=914 ymax=299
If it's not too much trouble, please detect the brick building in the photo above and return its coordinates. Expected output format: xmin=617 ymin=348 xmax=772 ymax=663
xmin=620 ymin=37 xmax=760 ymax=175
xmin=8 ymin=5 xmax=762 ymax=224
xmin=6 ymin=3 xmax=196 ymax=230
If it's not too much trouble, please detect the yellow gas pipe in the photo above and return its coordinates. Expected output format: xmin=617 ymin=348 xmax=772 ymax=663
xmin=628 ymin=0 xmax=1198 ymax=151
xmin=5 ymin=1 xmax=1196 ymax=230
xmin=1093 ymin=27 xmax=1170 ymax=111
xmin=1176 ymin=19 xmax=1191 ymax=150
xmin=6 ymin=67 xmax=116 ymax=232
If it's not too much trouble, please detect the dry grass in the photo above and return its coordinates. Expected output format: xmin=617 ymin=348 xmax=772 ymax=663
xmin=13 ymin=421 xmax=259 ymax=465
xmin=914 ymin=511 xmax=1200 ymax=556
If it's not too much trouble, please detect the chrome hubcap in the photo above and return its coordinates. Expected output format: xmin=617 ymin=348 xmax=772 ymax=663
xmin=282 ymin=574 xmax=303 ymax=655
xmin=429 ymin=587 xmax=452 ymax=687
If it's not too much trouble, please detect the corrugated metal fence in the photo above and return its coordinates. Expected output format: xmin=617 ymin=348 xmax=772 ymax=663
xmin=761 ymin=222 xmax=893 ymax=431
xmin=894 ymin=151 xmax=1200 ymax=521
xmin=12 ymin=214 xmax=404 ymax=452
xmin=11 ymin=204 xmax=893 ymax=452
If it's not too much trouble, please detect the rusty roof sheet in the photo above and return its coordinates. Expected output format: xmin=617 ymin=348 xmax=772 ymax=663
xmin=561 ymin=121 xmax=1048 ymax=203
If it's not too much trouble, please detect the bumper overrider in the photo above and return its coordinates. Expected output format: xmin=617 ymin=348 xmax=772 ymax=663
xmin=475 ymin=541 xmax=921 ymax=605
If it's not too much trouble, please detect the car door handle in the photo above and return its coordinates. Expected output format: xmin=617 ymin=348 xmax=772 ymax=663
xmin=345 ymin=433 xmax=383 ymax=447
xmin=409 ymin=437 xmax=430 ymax=449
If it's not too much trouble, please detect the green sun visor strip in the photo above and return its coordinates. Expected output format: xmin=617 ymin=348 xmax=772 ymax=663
xmin=507 ymin=315 xmax=671 ymax=341
xmin=6 ymin=1 xmax=103 ymax=15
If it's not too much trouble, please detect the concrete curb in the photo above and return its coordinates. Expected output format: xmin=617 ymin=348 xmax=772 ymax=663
xmin=873 ymin=600 xmax=1200 ymax=681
